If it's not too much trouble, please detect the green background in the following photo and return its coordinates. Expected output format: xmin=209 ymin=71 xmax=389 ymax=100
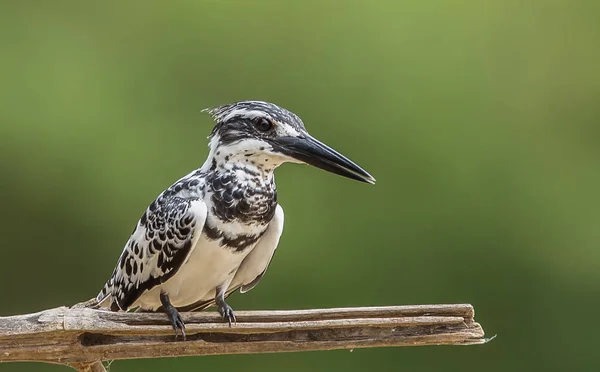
xmin=1 ymin=1 xmax=599 ymax=371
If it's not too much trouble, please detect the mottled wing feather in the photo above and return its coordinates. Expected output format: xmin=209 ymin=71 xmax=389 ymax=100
xmin=97 ymin=195 xmax=207 ymax=311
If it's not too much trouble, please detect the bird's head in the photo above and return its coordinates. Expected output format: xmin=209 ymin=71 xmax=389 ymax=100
xmin=203 ymin=101 xmax=375 ymax=184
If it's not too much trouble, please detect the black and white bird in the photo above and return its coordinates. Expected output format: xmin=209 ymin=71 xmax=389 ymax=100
xmin=95 ymin=100 xmax=375 ymax=338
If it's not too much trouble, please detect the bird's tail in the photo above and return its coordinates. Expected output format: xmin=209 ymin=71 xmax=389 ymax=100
xmin=94 ymin=278 xmax=116 ymax=309
xmin=71 ymin=297 xmax=100 ymax=309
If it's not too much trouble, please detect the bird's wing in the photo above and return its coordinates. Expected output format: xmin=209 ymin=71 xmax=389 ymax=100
xmin=233 ymin=204 xmax=284 ymax=293
xmin=179 ymin=204 xmax=284 ymax=312
xmin=96 ymin=195 xmax=208 ymax=311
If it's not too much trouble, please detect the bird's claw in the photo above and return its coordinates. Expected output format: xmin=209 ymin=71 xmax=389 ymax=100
xmin=160 ymin=293 xmax=186 ymax=341
xmin=167 ymin=309 xmax=186 ymax=340
xmin=218 ymin=304 xmax=236 ymax=327
xmin=174 ymin=313 xmax=187 ymax=340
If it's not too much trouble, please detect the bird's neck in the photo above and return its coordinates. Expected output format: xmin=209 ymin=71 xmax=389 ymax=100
xmin=200 ymin=145 xmax=278 ymax=227
xmin=200 ymin=136 xmax=278 ymax=183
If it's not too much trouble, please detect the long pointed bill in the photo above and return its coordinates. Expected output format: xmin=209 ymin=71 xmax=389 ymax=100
xmin=273 ymin=135 xmax=376 ymax=184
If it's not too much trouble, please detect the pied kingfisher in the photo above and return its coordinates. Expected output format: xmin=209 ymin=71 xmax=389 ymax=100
xmin=95 ymin=101 xmax=375 ymax=338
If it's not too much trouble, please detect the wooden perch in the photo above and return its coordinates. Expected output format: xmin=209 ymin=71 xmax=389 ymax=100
xmin=0 ymin=304 xmax=487 ymax=372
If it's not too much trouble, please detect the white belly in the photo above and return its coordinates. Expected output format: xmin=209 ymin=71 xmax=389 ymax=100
xmin=133 ymin=233 xmax=253 ymax=310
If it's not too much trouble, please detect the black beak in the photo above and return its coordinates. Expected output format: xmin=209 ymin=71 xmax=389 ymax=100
xmin=273 ymin=135 xmax=376 ymax=184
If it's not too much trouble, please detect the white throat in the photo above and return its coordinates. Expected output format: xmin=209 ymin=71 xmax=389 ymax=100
xmin=201 ymin=135 xmax=288 ymax=178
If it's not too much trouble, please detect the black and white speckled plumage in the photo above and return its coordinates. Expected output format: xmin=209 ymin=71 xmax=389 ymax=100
xmin=206 ymin=100 xmax=306 ymax=142
xmin=207 ymin=167 xmax=278 ymax=225
xmin=205 ymin=101 xmax=307 ymax=149
xmin=97 ymin=161 xmax=281 ymax=309
xmin=95 ymin=100 xmax=374 ymax=329
xmin=97 ymin=172 xmax=204 ymax=311
xmin=96 ymin=101 xmax=296 ymax=312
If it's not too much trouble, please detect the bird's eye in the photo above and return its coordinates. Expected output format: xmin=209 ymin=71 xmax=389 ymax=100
xmin=254 ymin=117 xmax=273 ymax=132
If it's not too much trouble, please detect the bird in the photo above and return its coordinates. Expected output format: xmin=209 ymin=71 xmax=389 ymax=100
xmin=95 ymin=100 xmax=375 ymax=339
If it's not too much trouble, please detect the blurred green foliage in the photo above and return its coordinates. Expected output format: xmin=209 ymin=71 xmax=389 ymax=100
xmin=1 ymin=1 xmax=599 ymax=371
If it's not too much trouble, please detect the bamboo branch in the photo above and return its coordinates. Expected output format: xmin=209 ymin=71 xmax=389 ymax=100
xmin=0 ymin=304 xmax=488 ymax=372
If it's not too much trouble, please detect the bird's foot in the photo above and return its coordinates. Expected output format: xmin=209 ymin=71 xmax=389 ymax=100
xmin=160 ymin=292 xmax=186 ymax=340
xmin=217 ymin=303 xmax=236 ymax=327
xmin=165 ymin=306 xmax=186 ymax=340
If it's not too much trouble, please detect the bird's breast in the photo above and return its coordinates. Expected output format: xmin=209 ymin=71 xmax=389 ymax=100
xmin=203 ymin=220 xmax=267 ymax=252
xmin=149 ymin=234 xmax=251 ymax=309
xmin=206 ymin=168 xmax=278 ymax=225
